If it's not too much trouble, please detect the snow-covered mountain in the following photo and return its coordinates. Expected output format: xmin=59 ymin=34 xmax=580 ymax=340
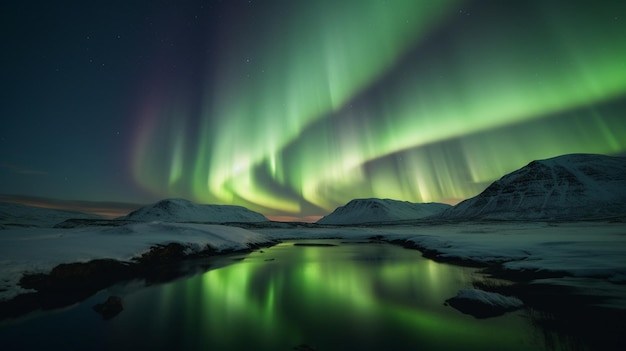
xmin=317 ymin=198 xmax=451 ymax=225
xmin=441 ymin=154 xmax=626 ymax=220
xmin=0 ymin=202 xmax=102 ymax=228
xmin=120 ymin=198 xmax=269 ymax=223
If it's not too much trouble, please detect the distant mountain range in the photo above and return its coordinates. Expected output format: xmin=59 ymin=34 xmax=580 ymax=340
xmin=2 ymin=154 xmax=624 ymax=226
xmin=317 ymin=154 xmax=626 ymax=223
xmin=440 ymin=154 xmax=626 ymax=220
xmin=119 ymin=198 xmax=269 ymax=223
xmin=317 ymin=198 xmax=451 ymax=225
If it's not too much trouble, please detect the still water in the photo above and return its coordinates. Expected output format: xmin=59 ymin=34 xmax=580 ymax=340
xmin=1 ymin=240 xmax=547 ymax=350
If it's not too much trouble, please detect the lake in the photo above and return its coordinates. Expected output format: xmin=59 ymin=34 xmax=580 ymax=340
xmin=1 ymin=240 xmax=556 ymax=350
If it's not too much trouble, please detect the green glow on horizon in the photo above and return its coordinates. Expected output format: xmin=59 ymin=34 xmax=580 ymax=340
xmin=132 ymin=0 xmax=626 ymax=216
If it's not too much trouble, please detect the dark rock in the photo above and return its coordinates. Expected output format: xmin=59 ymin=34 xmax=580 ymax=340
xmin=133 ymin=243 xmax=189 ymax=265
xmin=54 ymin=219 xmax=135 ymax=228
xmin=3 ymin=240 xmax=279 ymax=321
xmin=93 ymin=296 xmax=123 ymax=320
xmin=445 ymin=289 xmax=523 ymax=319
xmin=20 ymin=259 xmax=131 ymax=292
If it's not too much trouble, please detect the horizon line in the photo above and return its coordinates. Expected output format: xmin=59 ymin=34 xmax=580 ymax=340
xmin=0 ymin=194 xmax=464 ymax=222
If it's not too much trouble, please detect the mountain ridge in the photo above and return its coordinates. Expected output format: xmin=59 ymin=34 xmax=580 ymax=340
xmin=119 ymin=198 xmax=269 ymax=223
xmin=317 ymin=198 xmax=451 ymax=225
xmin=440 ymin=153 xmax=626 ymax=220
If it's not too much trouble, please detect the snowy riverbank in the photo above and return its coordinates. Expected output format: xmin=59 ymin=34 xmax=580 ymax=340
xmin=0 ymin=222 xmax=273 ymax=301
xmin=258 ymin=221 xmax=626 ymax=309
xmin=2 ymin=221 xmax=625 ymax=310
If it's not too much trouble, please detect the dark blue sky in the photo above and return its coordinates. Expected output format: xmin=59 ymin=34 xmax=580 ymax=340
xmin=1 ymin=1 xmax=625 ymax=219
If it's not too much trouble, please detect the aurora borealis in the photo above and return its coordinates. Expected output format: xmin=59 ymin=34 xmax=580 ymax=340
xmin=2 ymin=0 xmax=626 ymax=219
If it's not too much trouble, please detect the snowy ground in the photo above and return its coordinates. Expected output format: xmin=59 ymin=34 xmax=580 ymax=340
xmin=1 ymin=221 xmax=625 ymax=309
xmin=0 ymin=222 xmax=271 ymax=301
xmin=259 ymin=221 xmax=626 ymax=282
xmin=257 ymin=221 xmax=626 ymax=309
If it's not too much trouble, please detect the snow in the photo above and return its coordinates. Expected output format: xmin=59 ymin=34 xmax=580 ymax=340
xmin=4 ymin=153 xmax=624 ymax=314
xmin=0 ymin=222 xmax=272 ymax=301
xmin=2 ymin=205 xmax=625 ymax=311
xmin=317 ymin=198 xmax=450 ymax=225
xmin=120 ymin=198 xmax=269 ymax=223
xmin=259 ymin=221 xmax=626 ymax=282
xmin=258 ymin=221 xmax=626 ymax=308
xmin=441 ymin=154 xmax=626 ymax=220
xmin=453 ymin=289 xmax=523 ymax=308
xmin=392 ymin=222 xmax=626 ymax=281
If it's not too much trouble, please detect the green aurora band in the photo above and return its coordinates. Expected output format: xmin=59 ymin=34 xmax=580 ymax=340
xmin=132 ymin=0 xmax=626 ymax=217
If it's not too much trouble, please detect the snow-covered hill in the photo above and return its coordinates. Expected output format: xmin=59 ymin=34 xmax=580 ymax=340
xmin=0 ymin=202 xmax=102 ymax=228
xmin=441 ymin=154 xmax=626 ymax=220
xmin=120 ymin=198 xmax=269 ymax=223
xmin=317 ymin=198 xmax=451 ymax=225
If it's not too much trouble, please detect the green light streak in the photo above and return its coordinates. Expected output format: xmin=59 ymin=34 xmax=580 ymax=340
xmin=133 ymin=0 xmax=626 ymax=216
xmin=279 ymin=1 xmax=626 ymax=211
xmin=316 ymin=42 xmax=622 ymax=204
xmin=198 ymin=0 xmax=460 ymax=210
xmin=168 ymin=121 xmax=185 ymax=186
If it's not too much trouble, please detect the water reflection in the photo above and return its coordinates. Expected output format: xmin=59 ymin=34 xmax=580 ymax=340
xmin=107 ymin=241 xmax=540 ymax=350
xmin=0 ymin=241 xmax=551 ymax=350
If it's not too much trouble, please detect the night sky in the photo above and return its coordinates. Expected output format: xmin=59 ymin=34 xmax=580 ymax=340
xmin=1 ymin=0 xmax=625 ymax=220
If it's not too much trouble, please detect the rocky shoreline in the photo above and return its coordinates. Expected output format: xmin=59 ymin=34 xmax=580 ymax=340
xmin=0 ymin=241 xmax=277 ymax=321
xmin=382 ymin=237 xmax=626 ymax=350
xmin=2 ymin=236 xmax=624 ymax=350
